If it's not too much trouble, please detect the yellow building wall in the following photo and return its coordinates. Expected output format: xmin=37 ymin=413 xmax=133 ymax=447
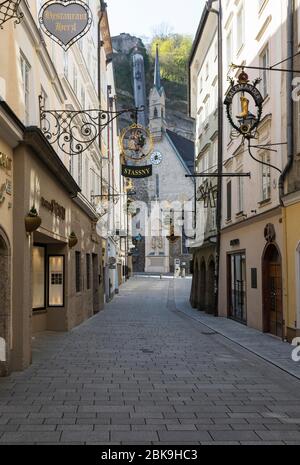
xmin=285 ymin=203 xmax=300 ymax=341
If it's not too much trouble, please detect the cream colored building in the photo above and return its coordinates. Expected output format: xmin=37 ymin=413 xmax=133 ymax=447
xmin=219 ymin=0 xmax=288 ymax=337
xmin=0 ymin=0 xmax=125 ymax=375
xmin=189 ymin=7 xmax=218 ymax=314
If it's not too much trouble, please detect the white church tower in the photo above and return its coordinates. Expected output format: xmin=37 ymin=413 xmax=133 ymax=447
xmin=149 ymin=45 xmax=166 ymax=141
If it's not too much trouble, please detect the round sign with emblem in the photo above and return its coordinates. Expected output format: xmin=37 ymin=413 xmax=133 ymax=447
xmin=150 ymin=151 xmax=163 ymax=165
xmin=224 ymin=71 xmax=264 ymax=138
xmin=119 ymin=124 xmax=153 ymax=162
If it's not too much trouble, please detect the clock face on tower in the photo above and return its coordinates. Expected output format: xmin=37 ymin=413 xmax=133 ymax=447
xmin=150 ymin=151 xmax=163 ymax=165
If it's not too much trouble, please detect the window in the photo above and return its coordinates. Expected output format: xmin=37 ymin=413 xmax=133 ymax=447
xmin=73 ymin=65 xmax=78 ymax=95
xmin=226 ymin=30 xmax=233 ymax=70
xmin=81 ymin=86 xmax=85 ymax=109
xmin=227 ymin=181 xmax=232 ymax=221
xmin=75 ymin=252 xmax=81 ymax=293
xmin=48 ymin=256 xmax=64 ymax=307
xmin=20 ymin=52 xmax=31 ymax=125
xmin=260 ymin=46 xmax=269 ymax=98
xmin=86 ymin=254 xmax=91 ymax=290
xmin=229 ymin=253 xmax=247 ymax=323
xmin=155 ymin=174 xmax=159 ymax=198
xmin=237 ymin=175 xmax=244 ymax=213
xmin=211 ymin=138 xmax=218 ymax=170
xmin=64 ymin=51 xmax=69 ymax=78
xmin=204 ymin=96 xmax=210 ymax=122
xmin=199 ymin=76 xmax=203 ymax=93
xmin=40 ymin=86 xmax=48 ymax=110
xmin=32 ymin=246 xmax=45 ymax=310
xmin=78 ymin=153 xmax=82 ymax=187
xmin=261 ymin=153 xmax=271 ymax=201
xmin=237 ymin=4 xmax=245 ymax=52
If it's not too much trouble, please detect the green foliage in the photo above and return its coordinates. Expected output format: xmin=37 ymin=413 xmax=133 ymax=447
xmin=149 ymin=34 xmax=193 ymax=85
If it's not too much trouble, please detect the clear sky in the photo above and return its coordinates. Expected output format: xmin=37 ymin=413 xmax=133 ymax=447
xmin=106 ymin=0 xmax=205 ymax=42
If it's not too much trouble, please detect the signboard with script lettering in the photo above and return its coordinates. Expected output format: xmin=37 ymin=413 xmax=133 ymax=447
xmin=39 ymin=0 xmax=92 ymax=51
xmin=121 ymin=165 xmax=153 ymax=179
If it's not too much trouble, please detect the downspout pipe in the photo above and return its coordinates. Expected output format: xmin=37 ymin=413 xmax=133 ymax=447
xmin=207 ymin=0 xmax=223 ymax=317
xmin=279 ymin=0 xmax=294 ymax=202
xmin=98 ymin=1 xmax=106 ymax=196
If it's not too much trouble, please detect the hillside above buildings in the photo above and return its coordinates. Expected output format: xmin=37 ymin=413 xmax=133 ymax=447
xmin=112 ymin=33 xmax=194 ymax=140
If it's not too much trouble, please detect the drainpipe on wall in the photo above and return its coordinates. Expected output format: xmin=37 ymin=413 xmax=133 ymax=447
xmin=206 ymin=0 xmax=223 ymax=317
xmin=279 ymin=0 xmax=294 ymax=202
xmin=98 ymin=1 xmax=106 ymax=196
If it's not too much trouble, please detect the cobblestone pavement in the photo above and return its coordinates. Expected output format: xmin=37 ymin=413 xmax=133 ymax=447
xmin=1 ymin=277 xmax=300 ymax=445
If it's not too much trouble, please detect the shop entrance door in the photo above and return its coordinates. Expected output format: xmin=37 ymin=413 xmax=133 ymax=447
xmin=263 ymin=244 xmax=283 ymax=338
xmin=228 ymin=252 xmax=247 ymax=324
xmin=92 ymin=254 xmax=99 ymax=314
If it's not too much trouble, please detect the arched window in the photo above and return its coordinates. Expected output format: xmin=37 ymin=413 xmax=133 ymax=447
xmin=154 ymin=107 xmax=158 ymax=118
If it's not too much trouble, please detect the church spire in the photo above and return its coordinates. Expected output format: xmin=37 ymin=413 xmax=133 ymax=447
xmin=154 ymin=44 xmax=161 ymax=91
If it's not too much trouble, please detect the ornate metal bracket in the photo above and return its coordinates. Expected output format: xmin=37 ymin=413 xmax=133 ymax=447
xmin=39 ymin=96 xmax=144 ymax=156
xmin=0 ymin=0 xmax=23 ymax=28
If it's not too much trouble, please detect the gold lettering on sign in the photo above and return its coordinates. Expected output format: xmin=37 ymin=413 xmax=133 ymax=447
xmin=41 ymin=197 xmax=66 ymax=221
xmin=0 ymin=152 xmax=12 ymax=172
xmin=44 ymin=12 xmax=87 ymax=21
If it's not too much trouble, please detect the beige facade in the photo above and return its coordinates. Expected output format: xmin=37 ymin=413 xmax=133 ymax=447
xmin=0 ymin=103 xmax=23 ymax=376
xmin=218 ymin=0 xmax=288 ymax=336
xmin=0 ymin=1 xmax=125 ymax=375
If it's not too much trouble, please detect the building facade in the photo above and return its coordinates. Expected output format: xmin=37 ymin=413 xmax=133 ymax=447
xmin=218 ymin=0 xmax=288 ymax=337
xmin=0 ymin=0 xmax=125 ymax=375
xmin=281 ymin=0 xmax=300 ymax=342
xmin=131 ymin=47 xmax=195 ymax=275
xmin=189 ymin=8 xmax=218 ymax=314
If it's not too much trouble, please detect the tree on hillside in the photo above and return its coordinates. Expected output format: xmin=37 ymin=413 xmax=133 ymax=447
xmin=149 ymin=33 xmax=193 ymax=85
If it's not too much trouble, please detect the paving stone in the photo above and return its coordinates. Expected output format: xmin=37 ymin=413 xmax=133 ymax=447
xmin=1 ymin=277 xmax=300 ymax=445
xmin=210 ymin=431 xmax=260 ymax=441
xmin=0 ymin=432 xmax=61 ymax=443
xmin=111 ymin=431 xmax=158 ymax=442
xmin=60 ymin=431 xmax=109 ymax=443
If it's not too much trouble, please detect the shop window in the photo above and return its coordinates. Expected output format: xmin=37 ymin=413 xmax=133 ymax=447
xmin=32 ymin=245 xmax=46 ymax=310
xmin=228 ymin=252 xmax=247 ymax=324
xmin=48 ymin=256 xmax=64 ymax=307
xmin=86 ymin=254 xmax=91 ymax=290
xmin=75 ymin=251 xmax=81 ymax=293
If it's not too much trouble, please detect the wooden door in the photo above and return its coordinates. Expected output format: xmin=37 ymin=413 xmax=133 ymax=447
xmin=267 ymin=263 xmax=283 ymax=337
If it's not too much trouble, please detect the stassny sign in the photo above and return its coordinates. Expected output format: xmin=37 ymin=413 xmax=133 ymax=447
xmin=122 ymin=165 xmax=152 ymax=179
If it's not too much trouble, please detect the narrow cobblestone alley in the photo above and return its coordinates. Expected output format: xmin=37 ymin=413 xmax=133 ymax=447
xmin=1 ymin=277 xmax=300 ymax=445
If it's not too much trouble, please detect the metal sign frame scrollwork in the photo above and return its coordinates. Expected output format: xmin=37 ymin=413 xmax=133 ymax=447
xmin=196 ymin=179 xmax=217 ymax=209
xmin=39 ymin=96 xmax=145 ymax=156
xmin=0 ymin=0 xmax=23 ymax=29
xmin=39 ymin=0 xmax=92 ymax=51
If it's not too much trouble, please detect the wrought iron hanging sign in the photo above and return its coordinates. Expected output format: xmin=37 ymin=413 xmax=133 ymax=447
xmin=120 ymin=123 xmax=154 ymax=178
xmin=224 ymin=71 xmax=264 ymax=139
xmin=39 ymin=96 xmax=145 ymax=156
xmin=0 ymin=0 xmax=23 ymax=28
xmin=39 ymin=0 xmax=92 ymax=50
xmin=197 ymin=180 xmax=217 ymax=209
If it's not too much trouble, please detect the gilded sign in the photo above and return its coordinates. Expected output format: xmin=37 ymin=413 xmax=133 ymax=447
xmin=41 ymin=197 xmax=66 ymax=220
xmin=39 ymin=0 xmax=92 ymax=51
xmin=122 ymin=165 xmax=152 ymax=179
